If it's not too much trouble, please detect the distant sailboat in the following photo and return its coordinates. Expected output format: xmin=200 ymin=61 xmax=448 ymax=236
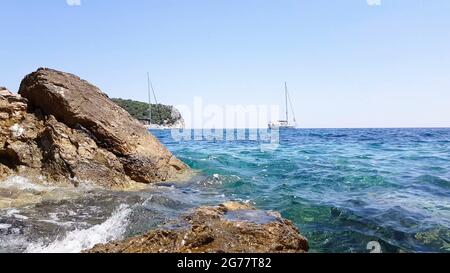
xmin=268 ymin=82 xmax=297 ymax=129
xmin=144 ymin=72 xmax=160 ymax=129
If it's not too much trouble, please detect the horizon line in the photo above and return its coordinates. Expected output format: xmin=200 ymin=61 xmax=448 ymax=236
xmin=157 ymin=127 xmax=450 ymax=130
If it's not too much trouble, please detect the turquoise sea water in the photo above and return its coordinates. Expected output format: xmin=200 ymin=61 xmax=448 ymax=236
xmin=1 ymin=128 xmax=449 ymax=253
xmin=153 ymin=128 xmax=450 ymax=253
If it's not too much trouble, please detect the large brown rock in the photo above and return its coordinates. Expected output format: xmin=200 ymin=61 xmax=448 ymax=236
xmin=0 ymin=92 xmax=135 ymax=188
xmin=18 ymin=68 xmax=186 ymax=183
xmin=87 ymin=202 xmax=309 ymax=253
xmin=0 ymin=90 xmax=41 ymax=172
xmin=0 ymin=68 xmax=188 ymax=188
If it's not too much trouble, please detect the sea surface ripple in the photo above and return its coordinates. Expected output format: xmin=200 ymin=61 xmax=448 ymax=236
xmin=156 ymin=128 xmax=450 ymax=253
xmin=1 ymin=128 xmax=449 ymax=253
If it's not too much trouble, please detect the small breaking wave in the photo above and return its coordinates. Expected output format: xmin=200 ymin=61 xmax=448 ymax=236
xmin=0 ymin=176 xmax=52 ymax=192
xmin=197 ymin=174 xmax=242 ymax=187
xmin=25 ymin=204 xmax=132 ymax=253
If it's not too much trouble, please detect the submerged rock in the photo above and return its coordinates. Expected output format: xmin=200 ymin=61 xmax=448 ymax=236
xmin=87 ymin=202 xmax=309 ymax=253
xmin=0 ymin=68 xmax=188 ymax=189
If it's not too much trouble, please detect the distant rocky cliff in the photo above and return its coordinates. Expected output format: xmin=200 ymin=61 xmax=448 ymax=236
xmin=112 ymin=98 xmax=185 ymax=129
xmin=0 ymin=68 xmax=188 ymax=189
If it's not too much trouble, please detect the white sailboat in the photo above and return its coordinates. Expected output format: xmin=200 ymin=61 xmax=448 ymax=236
xmin=144 ymin=72 xmax=160 ymax=129
xmin=268 ymin=82 xmax=297 ymax=129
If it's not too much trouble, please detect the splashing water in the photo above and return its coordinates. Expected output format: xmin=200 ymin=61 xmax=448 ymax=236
xmin=0 ymin=176 xmax=52 ymax=192
xmin=25 ymin=204 xmax=132 ymax=253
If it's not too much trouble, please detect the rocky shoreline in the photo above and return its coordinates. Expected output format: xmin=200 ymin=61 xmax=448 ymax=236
xmin=0 ymin=68 xmax=309 ymax=253
xmin=87 ymin=202 xmax=308 ymax=253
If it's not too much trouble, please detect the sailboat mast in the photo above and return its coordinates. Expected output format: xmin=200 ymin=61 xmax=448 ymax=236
xmin=285 ymin=82 xmax=289 ymax=123
xmin=147 ymin=72 xmax=152 ymax=123
xmin=149 ymin=79 xmax=158 ymax=105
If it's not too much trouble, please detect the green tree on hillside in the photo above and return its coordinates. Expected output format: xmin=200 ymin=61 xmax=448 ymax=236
xmin=112 ymin=98 xmax=176 ymax=125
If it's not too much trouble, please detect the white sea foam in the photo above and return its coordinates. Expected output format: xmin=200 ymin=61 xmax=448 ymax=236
xmin=0 ymin=224 xmax=11 ymax=229
xmin=12 ymin=214 xmax=28 ymax=220
xmin=37 ymin=213 xmax=76 ymax=228
xmin=0 ymin=176 xmax=52 ymax=192
xmin=25 ymin=204 xmax=132 ymax=253
xmin=5 ymin=209 xmax=21 ymax=217
xmin=0 ymin=234 xmax=29 ymax=253
xmin=4 ymin=209 xmax=29 ymax=220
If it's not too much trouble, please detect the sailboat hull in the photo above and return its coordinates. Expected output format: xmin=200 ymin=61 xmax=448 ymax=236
xmin=268 ymin=125 xmax=296 ymax=129
xmin=268 ymin=121 xmax=296 ymax=129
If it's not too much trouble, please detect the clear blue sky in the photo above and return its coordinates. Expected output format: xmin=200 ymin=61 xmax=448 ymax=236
xmin=1 ymin=0 xmax=450 ymax=128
